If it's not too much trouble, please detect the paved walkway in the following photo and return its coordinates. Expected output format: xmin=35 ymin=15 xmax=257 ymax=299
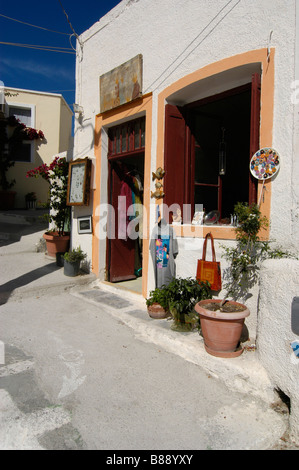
xmin=0 ymin=209 xmax=276 ymax=405
xmin=1 ymin=209 xmax=298 ymax=449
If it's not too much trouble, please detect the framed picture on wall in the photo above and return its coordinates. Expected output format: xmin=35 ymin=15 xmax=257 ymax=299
xmin=67 ymin=158 xmax=91 ymax=206
xmin=78 ymin=216 xmax=92 ymax=234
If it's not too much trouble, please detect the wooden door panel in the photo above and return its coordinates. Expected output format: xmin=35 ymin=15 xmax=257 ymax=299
xmin=108 ymin=161 xmax=136 ymax=282
xmin=164 ymin=104 xmax=186 ymax=213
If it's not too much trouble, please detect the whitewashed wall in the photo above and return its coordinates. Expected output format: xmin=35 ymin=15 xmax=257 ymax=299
xmin=72 ymin=1 xmax=299 ymax=440
xmin=73 ymin=0 xmax=297 ymax=261
xmin=73 ymin=0 xmax=297 ymax=306
xmin=258 ymin=259 xmax=299 ymax=442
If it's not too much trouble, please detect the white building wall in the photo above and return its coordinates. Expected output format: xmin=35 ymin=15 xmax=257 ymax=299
xmin=73 ymin=0 xmax=297 ymax=261
xmin=73 ymin=0 xmax=299 ymax=440
xmin=258 ymin=259 xmax=299 ymax=442
xmin=292 ymin=1 xmax=299 ymax=246
xmin=73 ymin=0 xmax=297 ymax=293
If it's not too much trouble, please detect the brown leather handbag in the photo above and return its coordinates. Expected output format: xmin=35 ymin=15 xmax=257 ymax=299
xmin=196 ymin=232 xmax=222 ymax=291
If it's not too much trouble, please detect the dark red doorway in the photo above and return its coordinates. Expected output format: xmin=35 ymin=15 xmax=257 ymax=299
xmin=107 ymin=154 xmax=144 ymax=282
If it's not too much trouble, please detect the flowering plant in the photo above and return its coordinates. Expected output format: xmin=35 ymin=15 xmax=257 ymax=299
xmin=26 ymin=156 xmax=70 ymax=236
xmin=0 ymin=112 xmax=45 ymax=190
xmin=7 ymin=115 xmax=45 ymax=140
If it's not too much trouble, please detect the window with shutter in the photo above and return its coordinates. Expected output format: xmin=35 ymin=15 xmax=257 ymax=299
xmin=108 ymin=117 xmax=145 ymax=157
xmin=163 ymin=74 xmax=260 ymax=223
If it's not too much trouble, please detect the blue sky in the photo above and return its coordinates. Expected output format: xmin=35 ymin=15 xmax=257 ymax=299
xmin=0 ymin=0 xmax=122 ymax=111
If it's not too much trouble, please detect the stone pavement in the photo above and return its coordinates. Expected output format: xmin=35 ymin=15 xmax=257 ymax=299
xmin=0 ymin=209 xmax=297 ymax=449
xmin=0 ymin=208 xmax=282 ymax=403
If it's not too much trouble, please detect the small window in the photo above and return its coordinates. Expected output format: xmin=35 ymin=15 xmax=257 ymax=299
xmin=9 ymin=106 xmax=32 ymax=127
xmin=10 ymin=141 xmax=32 ymax=162
xmin=108 ymin=117 xmax=145 ymax=157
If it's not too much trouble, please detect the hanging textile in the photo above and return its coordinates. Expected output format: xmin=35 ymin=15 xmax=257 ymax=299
xmin=150 ymin=218 xmax=178 ymax=288
xmin=119 ymin=179 xmax=134 ymax=239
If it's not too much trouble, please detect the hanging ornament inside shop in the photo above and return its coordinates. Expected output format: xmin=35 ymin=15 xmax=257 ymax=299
xmin=151 ymin=167 xmax=165 ymax=199
xmin=219 ymin=127 xmax=227 ymax=176
xmin=250 ymin=147 xmax=281 ymax=206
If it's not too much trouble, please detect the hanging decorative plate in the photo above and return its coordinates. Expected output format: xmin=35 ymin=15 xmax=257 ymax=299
xmin=250 ymin=147 xmax=280 ymax=180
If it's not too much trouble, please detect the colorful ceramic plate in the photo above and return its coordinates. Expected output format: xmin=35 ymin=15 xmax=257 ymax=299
xmin=250 ymin=147 xmax=280 ymax=180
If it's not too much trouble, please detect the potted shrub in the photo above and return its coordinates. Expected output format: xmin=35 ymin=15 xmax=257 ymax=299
xmin=63 ymin=247 xmax=86 ymax=277
xmin=26 ymin=155 xmax=71 ymax=257
xmin=166 ymin=277 xmax=211 ymax=331
xmin=221 ymin=202 xmax=296 ymax=299
xmin=25 ymin=192 xmax=37 ymax=209
xmin=196 ymin=202 xmax=297 ymax=358
xmin=146 ymin=285 xmax=172 ymax=319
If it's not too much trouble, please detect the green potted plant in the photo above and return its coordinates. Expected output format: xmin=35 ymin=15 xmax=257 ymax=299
xmin=25 ymin=192 xmax=37 ymax=209
xmin=26 ymin=155 xmax=71 ymax=257
xmin=196 ymin=202 xmax=297 ymax=358
xmin=63 ymin=246 xmax=86 ymax=277
xmin=222 ymin=202 xmax=296 ymax=300
xmin=146 ymin=285 xmax=172 ymax=319
xmin=166 ymin=277 xmax=211 ymax=331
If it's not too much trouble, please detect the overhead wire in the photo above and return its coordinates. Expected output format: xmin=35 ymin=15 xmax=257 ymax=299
xmin=0 ymin=13 xmax=70 ymax=36
xmin=57 ymin=0 xmax=79 ymax=40
xmin=0 ymin=41 xmax=76 ymax=54
xmin=144 ymin=0 xmax=241 ymax=93
xmin=0 ymin=5 xmax=81 ymax=55
xmin=57 ymin=0 xmax=83 ymax=55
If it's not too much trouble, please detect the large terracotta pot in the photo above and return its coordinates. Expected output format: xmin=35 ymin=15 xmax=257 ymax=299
xmin=195 ymin=299 xmax=250 ymax=358
xmin=43 ymin=232 xmax=70 ymax=258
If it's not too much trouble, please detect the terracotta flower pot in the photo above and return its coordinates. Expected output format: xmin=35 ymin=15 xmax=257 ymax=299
xmin=43 ymin=232 xmax=70 ymax=258
xmin=147 ymin=303 xmax=171 ymax=319
xmin=195 ymin=299 xmax=250 ymax=358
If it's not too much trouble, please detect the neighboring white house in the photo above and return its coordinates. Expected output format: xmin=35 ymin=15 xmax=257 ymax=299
xmin=72 ymin=0 xmax=299 ymax=441
xmin=3 ymin=87 xmax=73 ymax=208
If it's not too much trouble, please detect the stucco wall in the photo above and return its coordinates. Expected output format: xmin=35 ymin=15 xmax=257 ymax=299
xmin=257 ymin=259 xmax=299 ymax=442
xmin=291 ymin=1 xmax=299 ymax=249
xmin=73 ymin=0 xmax=298 ymax=323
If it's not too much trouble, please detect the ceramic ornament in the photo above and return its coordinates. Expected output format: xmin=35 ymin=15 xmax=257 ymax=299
xmin=250 ymin=147 xmax=280 ymax=180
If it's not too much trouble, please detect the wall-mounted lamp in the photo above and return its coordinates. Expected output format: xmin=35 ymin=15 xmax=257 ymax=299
xmin=73 ymin=103 xmax=84 ymax=117
xmin=219 ymin=127 xmax=226 ymax=176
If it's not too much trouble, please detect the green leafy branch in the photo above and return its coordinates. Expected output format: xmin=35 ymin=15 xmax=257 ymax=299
xmin=222 ymin=202 xmax=297 ymax=300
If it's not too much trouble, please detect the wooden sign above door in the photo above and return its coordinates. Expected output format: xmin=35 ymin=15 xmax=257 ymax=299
xmin=99 ymin=54 xmax=143 ymax=113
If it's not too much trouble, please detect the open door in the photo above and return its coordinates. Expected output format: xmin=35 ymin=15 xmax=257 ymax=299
xmin=106 ymin=117 xmax=145 ymax=283
xmin=107 ymin=154 xmax=144 ymax=282
xmin=107 ymin=160 xmax=136 ymax=282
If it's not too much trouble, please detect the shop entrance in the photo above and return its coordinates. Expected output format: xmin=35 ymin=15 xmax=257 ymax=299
xmin=106 ymin=117 xmax=145 ymax=284
xmin=163 ymin=73 xmax=260 ymax=221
